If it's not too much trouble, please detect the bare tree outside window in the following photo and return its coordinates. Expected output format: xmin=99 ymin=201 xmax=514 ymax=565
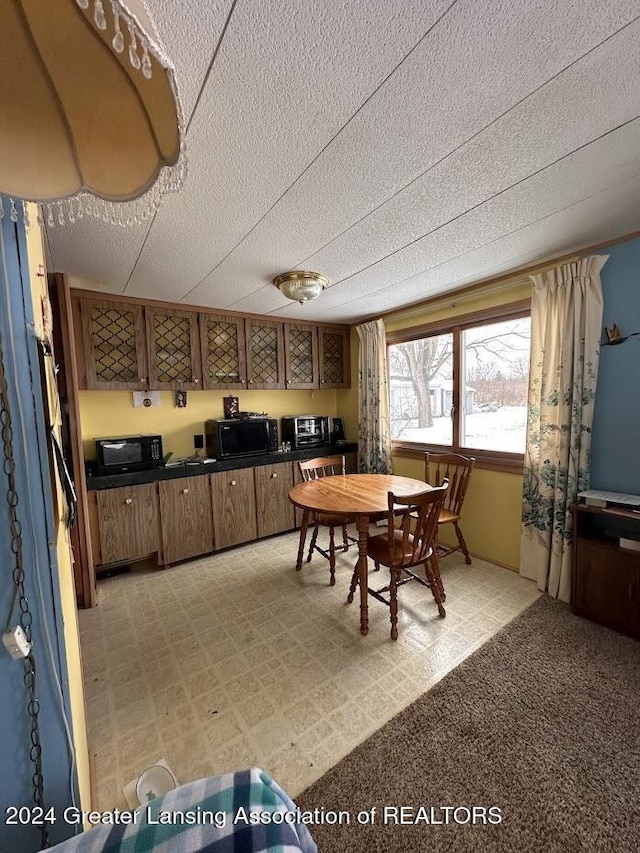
xmin=388 ymin=316 xmax=531 ymax=452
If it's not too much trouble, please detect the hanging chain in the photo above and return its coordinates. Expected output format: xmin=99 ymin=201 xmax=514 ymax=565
xmin=0 ymin=326 xmax=49 ymax=849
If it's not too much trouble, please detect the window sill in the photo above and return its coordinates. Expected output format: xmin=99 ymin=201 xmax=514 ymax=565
xmin=391 ymin=441 xmax=524 ymax=474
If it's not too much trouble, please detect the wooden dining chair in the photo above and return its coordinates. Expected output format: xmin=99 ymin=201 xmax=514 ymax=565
xmin=424 ymin=452 xmax=475 ymax=564
xmin=296 ymin=455 xmax=356 ymax=585
xmin=348 ymin=481 xmax=449 ymax=640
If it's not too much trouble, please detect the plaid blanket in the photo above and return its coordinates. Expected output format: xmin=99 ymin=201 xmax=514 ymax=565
xmin=49 ymin=768 xmax=317 ymax=853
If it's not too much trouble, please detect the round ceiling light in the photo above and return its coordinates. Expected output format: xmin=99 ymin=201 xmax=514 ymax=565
xmin=273 ymin=271 xmax=328 ymax=304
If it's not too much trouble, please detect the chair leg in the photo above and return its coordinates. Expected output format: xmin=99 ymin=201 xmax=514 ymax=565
xmin=454 ymin=521 xmax=472 ymax=565
xmin=425 ymin=556 xmax=446 ymax=617
xmin=307 ymin=523 xmax=319 ymax=563
xmin=347 ymin=560 xmax=360 ymax=603
xmin=341 ymin=524 xmax=349 ymax=551
xmin=328 ymin=527 xmax=336 ymax=586
xmin=296 ymin=509 xmax=310 ymax=571
xmin=389 ymin=568 xmax=399 ymax=640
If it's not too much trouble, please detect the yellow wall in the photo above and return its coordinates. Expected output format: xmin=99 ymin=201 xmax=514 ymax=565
xmin=25 ymin=208 xmax=91 ymax=811
xmin=79 ymin=388 xmax=340 ymax=460
xmin=380 ymin=280 xmax=530 ymax=570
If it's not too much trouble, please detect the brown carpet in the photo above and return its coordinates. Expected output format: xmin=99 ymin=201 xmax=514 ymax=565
xmin=298 ymin=596 xmax=640 ymax=852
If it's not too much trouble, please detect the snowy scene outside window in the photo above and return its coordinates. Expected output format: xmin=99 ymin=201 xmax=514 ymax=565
xmin=388 ymin=316 xmax=531 ymax=453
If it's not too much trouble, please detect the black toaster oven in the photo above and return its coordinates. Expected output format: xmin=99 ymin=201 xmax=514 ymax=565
xmin=281 ymin=416 xmax=330 ymax=450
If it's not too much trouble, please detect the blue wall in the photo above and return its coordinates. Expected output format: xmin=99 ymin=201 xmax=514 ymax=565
xmin=0 ymin=201 xmax=78 ymax=850
xmin=591 ymin=237 xmax=640 ymax=494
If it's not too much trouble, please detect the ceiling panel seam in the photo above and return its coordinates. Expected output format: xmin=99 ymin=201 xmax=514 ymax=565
xmin=309 ymin=171 xmax=640 ymax=318
xmin=184 ymin=0 xmax=239 ymax=133
xmin=305 ymin=116 xmax=640 ymax=293
xmin=177 ymin=0 xmax=461 ymax=303
xmin=123 ymin=0 xmax=240 ymax=294
xmin=291 ymin=12 xmax=640 ymax=268
xmin=241 ymin=117 xmax=640 ymax=316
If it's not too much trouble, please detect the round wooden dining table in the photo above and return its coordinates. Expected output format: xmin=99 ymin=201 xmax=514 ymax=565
xmin=288 ymin=473 xmax=434 ymax=635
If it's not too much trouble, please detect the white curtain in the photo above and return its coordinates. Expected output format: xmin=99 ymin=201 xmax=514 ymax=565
xmin=356 ymin=319 xmax=393 ymax=473
xmin=520 ymin=255 xmax=607 ymax=601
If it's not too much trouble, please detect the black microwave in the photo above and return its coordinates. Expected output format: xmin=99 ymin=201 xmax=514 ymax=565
xmin=205 ymin=418 xmax=278 ymax=459
xmin=95 ymin=434 xmax=163 ymax=475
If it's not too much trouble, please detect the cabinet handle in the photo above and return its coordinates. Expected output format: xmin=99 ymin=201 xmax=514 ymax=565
xmin=272 ymin=472 xmax=278 ymax=478
xmin=231 ymin=480 xmax=237 ymax=486
xmin=182 ymin=488 xmax=189 ymax=495
xmin=125 ymin=498 xmax=133 ymax=505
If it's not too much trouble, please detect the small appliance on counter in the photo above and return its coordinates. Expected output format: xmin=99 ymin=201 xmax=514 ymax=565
xmin=281 ymin=415 xmax=330 ymax=450
xmin=94 ymin=434 xmax=163 ymax=475
xmin=205 ymin=418 xmax=278 ymax=459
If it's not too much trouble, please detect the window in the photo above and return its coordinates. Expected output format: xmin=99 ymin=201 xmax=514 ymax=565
xmin=387 ymin=302 xmax=531 ymax=469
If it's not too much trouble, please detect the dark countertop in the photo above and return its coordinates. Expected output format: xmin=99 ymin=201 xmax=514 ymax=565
xmin=86 ymin=442 xmax=358 ymax=490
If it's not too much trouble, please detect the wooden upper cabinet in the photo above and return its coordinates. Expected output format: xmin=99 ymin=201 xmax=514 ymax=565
xmin=200 ymin=313 xmax=247 ymax=390
xmin=245 ymin=318 xmax=285 ymax=390
xmin=80 ymin=298 xmax=147 ymax=390
xmin=146 ymin=308 xmax=202 ymax=390
xmin=284 ymin=323 xmax=319 ymax=390
xmin=319 ymin=326 xmax=350 ymax=389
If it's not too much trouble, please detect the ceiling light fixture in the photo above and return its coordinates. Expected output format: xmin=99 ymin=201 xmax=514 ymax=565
xmin=0 ymin=0 xmax=185 ymax=227
xmin=273 ymin=271 xmax=328 ymax=304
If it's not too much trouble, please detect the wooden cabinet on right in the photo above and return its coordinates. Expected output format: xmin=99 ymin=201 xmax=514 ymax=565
xmin=211 ymin=467 xmax=257 ymax=549
xmin=319 ymin=326 xmax=350 ymax=389
xmin=572 ymin=504 xmax=640 ymax=640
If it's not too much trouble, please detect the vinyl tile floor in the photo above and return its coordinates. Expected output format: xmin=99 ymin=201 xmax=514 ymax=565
xmin=78 ymin=530 xmax=541 ymax=810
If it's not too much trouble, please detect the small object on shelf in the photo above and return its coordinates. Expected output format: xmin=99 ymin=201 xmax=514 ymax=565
xmin=223 ymin=395 xmax=239 ymax=418
xmin=602 ymin=323 xmax=640 ymax=346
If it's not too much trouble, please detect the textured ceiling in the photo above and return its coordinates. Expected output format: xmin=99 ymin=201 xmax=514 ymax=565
xmin=48 ymin=0 xmax=640 ymax=323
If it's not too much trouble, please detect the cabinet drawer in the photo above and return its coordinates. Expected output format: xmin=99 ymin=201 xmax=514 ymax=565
xmin=158 ymin=476 xmax=213 ymax=564
xmin=96 ymin=483 xmax=159 ymax=565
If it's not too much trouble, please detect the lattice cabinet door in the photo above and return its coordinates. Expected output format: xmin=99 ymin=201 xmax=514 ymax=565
xmin=319 ymin=326 xmax=350 ymax=389
xmin=200 ymin=313 xmax=247 ymax=390
xmin=146 ymin=307 xmax=202 ymax=390
xmin=80 ymin=298 xmax=148 ymax=390
xmin=245 ymin=318 xmax=285 ymax=389
xmin=284 ymin=323 xmax=319 ymax=389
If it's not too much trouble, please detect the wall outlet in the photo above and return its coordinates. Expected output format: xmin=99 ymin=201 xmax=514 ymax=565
xmin=3 ymin=626 xmax=31 ymax=660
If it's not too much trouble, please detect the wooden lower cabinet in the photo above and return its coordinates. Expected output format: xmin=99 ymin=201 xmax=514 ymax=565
xmin=95 ymin=483 xmax=160 ymax=565
xmin=89 ymin=449 xmax=356 ymax=573
xmin=573 ymin=538 xmax=640 ymax=638
xmin=211 ymin=467 xmax=257 ymax=549
xmin=158 ymin=476 xmax=214 ymax=564
xmin=255 ymin=461 xmax=294 ymax=537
